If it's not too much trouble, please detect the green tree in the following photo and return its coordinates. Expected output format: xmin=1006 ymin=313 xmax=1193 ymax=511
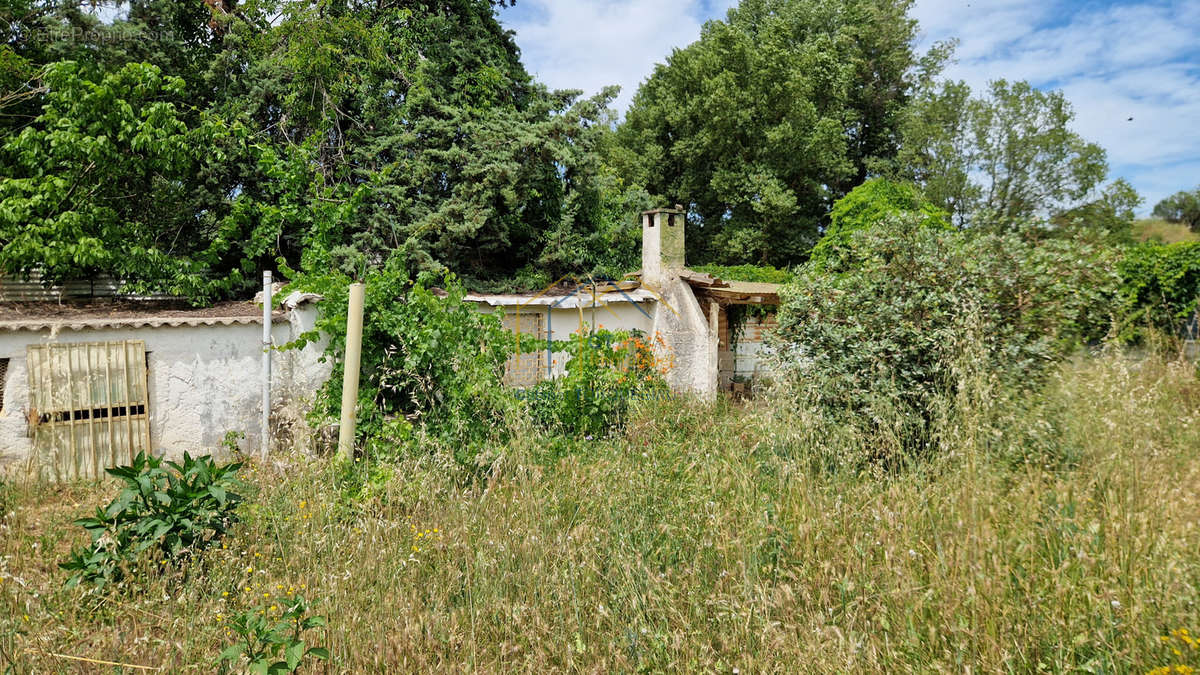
xmin=0 ymin=61 xmax=298 ymax=302
xmin=614 ymin=0 xmax=931 ymax=266
xmin=1051 ymin=177 xmax=1141 ymax=244
xmin=895 ymin=78 xmax=1114 ymax=230
xmin=204 ymin=0 xmax=635 ymax=286
xmin=3 ymin=1 xmax=642 ymax=296
xmin=808 ymin=177 xmax=949 ymax=271
xmin=1151 ymin=187 xmax=1200 ymax=230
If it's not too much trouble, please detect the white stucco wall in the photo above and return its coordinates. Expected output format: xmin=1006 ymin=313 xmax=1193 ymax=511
xmin=542 ymin=302 xmax=654 ymax=379
xmin=0 ymin=306 xmax=330 ymax=473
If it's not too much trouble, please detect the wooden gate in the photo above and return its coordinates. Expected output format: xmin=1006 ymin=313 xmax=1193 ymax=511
xmin=25 ymin=340 xmax=151 ymax=481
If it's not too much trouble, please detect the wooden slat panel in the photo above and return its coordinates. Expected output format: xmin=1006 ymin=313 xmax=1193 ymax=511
xmin=26 ymin=340 xmax=151 ymax=481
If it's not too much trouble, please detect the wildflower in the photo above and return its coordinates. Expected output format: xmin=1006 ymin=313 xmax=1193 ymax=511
xmin=246 ymin=566 xmax=254 ymax=573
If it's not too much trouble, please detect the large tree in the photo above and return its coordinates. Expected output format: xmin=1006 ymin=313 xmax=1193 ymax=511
xmin=2 ymin=0 xmax=646 ymax=297
xmin=613 ymin=0 xmax=930 ymax=266
xmin=894 ymin=78 xmax=1121 ymax=232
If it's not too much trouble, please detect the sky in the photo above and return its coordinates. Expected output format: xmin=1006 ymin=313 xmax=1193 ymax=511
xmin=497 ymin=0 xmax=1200 ymax=215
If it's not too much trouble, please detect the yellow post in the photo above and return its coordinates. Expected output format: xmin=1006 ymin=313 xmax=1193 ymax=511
xmin=337 ymin=282 xmax=366 ymax=461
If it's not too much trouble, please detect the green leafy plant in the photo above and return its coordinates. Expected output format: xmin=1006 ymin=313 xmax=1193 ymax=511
xmin=524 ymin=328 xmax=670 ymax=436
xmin=690 ymin=264 xmax=794 ymax=284
xmin=284 ymin=255 xmax=520 ymax=470
xmin=770 ymin=215 xmax=1119 ymax=460
xmin=219 ymin=594 xmax=329 ymax=674
xmin=60 ymin=452 xmax=244 ymax=589
xmin=808 ymin=178 xmax=951 ymax=272
xmin=1116 ymin=242 xmax=1200 ymax=341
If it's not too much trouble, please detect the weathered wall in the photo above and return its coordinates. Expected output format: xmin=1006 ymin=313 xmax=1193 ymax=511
xmin=485 ymin=302 xmax=654 ymax=383
xmin=715 ymin=310 xmax=777 ymax=390
xmin=0 ymin=306 xmax=329 ymax=472
xmin=648 ymin=277 xmax=717 ymax=400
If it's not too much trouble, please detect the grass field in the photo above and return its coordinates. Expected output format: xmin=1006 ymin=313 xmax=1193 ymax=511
xmin=2 ymin=349 xmax=1199 ymax=673
xmin=1133 ymin=218 xmax=1200 ymax=244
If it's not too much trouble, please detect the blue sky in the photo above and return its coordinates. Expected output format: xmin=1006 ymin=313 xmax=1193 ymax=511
xmin=498 ymin=0 xmax=1200 ymax=215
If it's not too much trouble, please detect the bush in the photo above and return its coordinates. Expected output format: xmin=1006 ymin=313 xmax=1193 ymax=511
xmin=523 ymin=328 xmax=670 ymax=437
xmin=60 ymin=452 xmax=244 ymax=590
xmin=769 ymin=215 xmax=1119 ymax=460
xmin=287 ymin=255 xmax=519 ymax=470
xmin=690 ymin=264 xmax=794 ymax=284
xmin=808 ymin=178 xmax=951 ymax=271
xmin=1117 ymin=241 xmax=1200 ymax=341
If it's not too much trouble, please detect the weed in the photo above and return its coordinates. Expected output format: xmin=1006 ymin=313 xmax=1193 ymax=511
xmin=59 ymin=452 xmax=244 ymax=589
xmin=219 ymin=594 xmax=328 ymax=674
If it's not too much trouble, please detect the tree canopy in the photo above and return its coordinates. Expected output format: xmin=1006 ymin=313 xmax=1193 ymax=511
xmin=1152 ymin=187 xmax=1200 ymax=231
xmin=611 ymin=0 xmax=930 ymax=267
xmin=891 ymin=77 xmax=1127 ymax=234
xmin=0 ymin=0 xmax=1172 ymax=298
xmin=1 ymin=0 xmax=647 ymax=298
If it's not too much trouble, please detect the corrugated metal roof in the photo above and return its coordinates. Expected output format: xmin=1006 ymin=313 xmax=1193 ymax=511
xmin=464 ymin=288 xmax=658 ymax=308
xmin=0 ymin=313 xmax=287 ymax=333
xmin=0 ymin=274 xmax=176 ymax=302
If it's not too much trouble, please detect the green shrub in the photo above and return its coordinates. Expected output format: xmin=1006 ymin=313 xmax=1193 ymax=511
xmin=286 ymin=255 xmax=519 ymax=470
xmin=690 ymin=264 xmax=794 ymax=284
xmin=808 ymin=178 xmax=951 ymax=271
xmin=524 ymin=328 xmax=670 ymax=437
xmin=60 ymin=452 xmax=244 ymax=589
xmin=1117 ymin=241 xmax=1200 ymax=341
xmin=769 ymin=215 xmax=1119 ymax=460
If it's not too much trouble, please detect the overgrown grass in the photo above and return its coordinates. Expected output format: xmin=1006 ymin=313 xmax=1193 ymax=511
xmin=2 ymin=350 xmax=1198 ymax=672
xmin=1134 ymin=218 xmax=1200 ymax=244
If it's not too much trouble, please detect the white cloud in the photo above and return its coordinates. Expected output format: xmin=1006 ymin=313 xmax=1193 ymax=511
xmin=501 ymin=0 xmax=736 ymax=115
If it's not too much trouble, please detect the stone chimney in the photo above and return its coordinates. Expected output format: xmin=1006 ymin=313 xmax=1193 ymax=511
xmin=641 ymin=206 xmax=686 ymax=287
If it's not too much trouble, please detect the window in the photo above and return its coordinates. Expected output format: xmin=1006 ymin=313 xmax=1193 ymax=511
xmin=25 ymin=340 xmax=151 ymax=481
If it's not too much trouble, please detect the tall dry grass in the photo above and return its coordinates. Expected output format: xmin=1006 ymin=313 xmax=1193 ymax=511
xmin=1 ymin=349 xmax=1198 ymax=672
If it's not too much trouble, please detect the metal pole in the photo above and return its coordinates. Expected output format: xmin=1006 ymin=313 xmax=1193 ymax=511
xmin=337 ymin=282 xmax=366 ymax=461
xmin=261 ymin=270 xmax=272 ymax=459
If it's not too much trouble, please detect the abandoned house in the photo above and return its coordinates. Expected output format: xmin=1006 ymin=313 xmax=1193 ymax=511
xmin=467 ymin=207 xmax=782 ymax=397
xmin=0 ymin=207 xmax=779 ymax=478
xmin=0 ymin=291 xmax=328 ymax=479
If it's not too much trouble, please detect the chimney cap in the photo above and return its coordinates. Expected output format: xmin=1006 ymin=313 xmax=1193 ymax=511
xmin=641 ymin=206 xmax=685 ymax=215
